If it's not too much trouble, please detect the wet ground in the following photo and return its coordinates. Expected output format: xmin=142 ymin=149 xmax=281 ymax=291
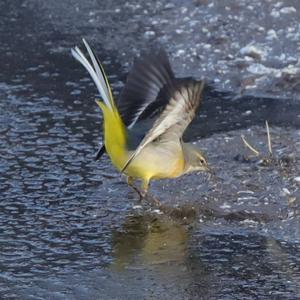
xmin=0 ymin=0 xmax=300 ymax=299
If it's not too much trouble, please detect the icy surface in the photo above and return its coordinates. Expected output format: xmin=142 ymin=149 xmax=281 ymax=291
xmin=0 ymin=0 xmax=299 ymax=299
xmin=24 ymin=0 xmax=300 ymax=98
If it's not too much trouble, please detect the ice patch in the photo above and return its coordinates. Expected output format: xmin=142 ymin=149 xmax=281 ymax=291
xmin=240 ymin=44 xmax=268 ymax=60
xmin=282 ymin=64 xmax=300 ymax=75
xmin=144 ymin=31 xmax=155 ymax=39
xmin=247 ymin=63 xmax=281 ymax=77
xmin=220 ymin=203 xmax=231 ymax=209
xmin=280 ymin=7 xmax=296 ymax=14
xmin=266 ymin=29 xmax=278 ymax=41
xmin=270 ymin=9 xmax=280 ymax=18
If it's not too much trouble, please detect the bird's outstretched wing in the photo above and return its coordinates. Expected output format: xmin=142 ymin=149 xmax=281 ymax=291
xmin=121 ymin=79 xmax=205 ymax=172
xmin=117 ymin=48 xmax=175 ymax=128
xmin=92 ymin=47 xmax=175 ymax=160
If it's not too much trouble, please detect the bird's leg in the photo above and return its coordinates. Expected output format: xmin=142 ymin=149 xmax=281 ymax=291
xmin=127 ymin=176 xmax=144 ymax=201
xmin=127 ymin=177 xmax=161 ymax=207
xmin=141 ymin=180 xmax=161 ymax=207
xmin=140 ymin=180 xmax=149 ymax=198
xmin=126 ymin=176 xmax=134 ymax=187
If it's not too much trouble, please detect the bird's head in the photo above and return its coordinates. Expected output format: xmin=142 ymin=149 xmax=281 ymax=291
xmin=182 ymin=143 xmax=209 ymax=174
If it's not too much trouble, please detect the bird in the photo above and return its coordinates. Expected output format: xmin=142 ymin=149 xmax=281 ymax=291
xmin=71 ymin=39 xmax=208 ymax=198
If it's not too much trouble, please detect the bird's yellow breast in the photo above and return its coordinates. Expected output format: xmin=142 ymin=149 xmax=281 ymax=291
xmin=98 ymin=101 xmax=185 ymax=182
xmin=124 ymin=142 xmax=185 ymax=181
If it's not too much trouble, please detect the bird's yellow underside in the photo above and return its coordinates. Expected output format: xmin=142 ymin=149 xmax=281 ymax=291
xmin=97 ymin=100 xmax=185 ymax=184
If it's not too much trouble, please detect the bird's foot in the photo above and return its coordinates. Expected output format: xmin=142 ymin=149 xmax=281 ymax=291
xmin=130 ymin=186 xmax=161 ymax=208
xmin=127 ymin=176 xmax=142 ymax=201
xmin=129 ymin=185 xmax=144 ymax=202
xmin=144 ymin=193 xmax=162 ymax=208
xmin=126 ymin=177 xmax=161 ymax=207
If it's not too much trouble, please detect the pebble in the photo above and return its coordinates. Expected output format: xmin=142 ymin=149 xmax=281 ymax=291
xmin=288 ymin=197 xmax=297 ymax=205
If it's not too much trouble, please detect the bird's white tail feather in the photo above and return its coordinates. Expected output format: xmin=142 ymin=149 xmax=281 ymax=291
xmin=71 ymin=39 xmax=113 ymax=110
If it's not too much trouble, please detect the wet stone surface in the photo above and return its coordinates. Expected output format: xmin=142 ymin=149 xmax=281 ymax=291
xmin=0 ymin=0 xmax=299 ymax=299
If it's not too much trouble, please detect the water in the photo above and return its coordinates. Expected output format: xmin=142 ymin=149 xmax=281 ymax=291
xmin=0 ymin=1 xmax=299 ymax=299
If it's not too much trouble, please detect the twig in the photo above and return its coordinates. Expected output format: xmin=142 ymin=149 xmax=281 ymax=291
xmin=241 ymin=135 xmax=260 ymax=156
xmin=265 ymin=120 xmax=273 ymax=156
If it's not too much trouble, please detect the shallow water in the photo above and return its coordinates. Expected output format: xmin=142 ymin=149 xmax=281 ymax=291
xmin=0 ymin=1 xmax=300 ymax=299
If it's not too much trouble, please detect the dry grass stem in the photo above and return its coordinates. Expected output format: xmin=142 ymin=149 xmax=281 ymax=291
xmin=265 ymin=120 xmax=273 ymax=155
xmin=241 ymin=135 xmax=260 ymax=156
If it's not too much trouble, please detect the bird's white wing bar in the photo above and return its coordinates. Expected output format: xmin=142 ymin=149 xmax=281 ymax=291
xmin=121 ymin=80 xmax=205 ymax=172
xmin=128 ymin=101 xmax=155 ymax=129
xmin=117 ymin=48 xmax=175 ymax=128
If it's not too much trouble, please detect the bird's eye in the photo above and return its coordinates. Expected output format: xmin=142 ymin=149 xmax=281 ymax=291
xmin=199 ymin=158 xmax=205 ymax=164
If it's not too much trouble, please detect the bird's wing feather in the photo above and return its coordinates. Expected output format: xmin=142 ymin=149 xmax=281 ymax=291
xmin=117 ymin=48 xmax=175 ymax=128
xmin=121 ymin=79 xmax=205 ymax=172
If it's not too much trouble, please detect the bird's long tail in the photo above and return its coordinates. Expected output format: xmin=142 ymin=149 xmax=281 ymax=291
xmin=71 ymin=39 xmax=115 ymax=110
xmin=71 ymin=39 xmax=127 ymax=164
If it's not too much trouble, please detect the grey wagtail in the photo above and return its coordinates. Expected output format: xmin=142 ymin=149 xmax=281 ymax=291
xmin=71 ymin=39 xmax=208 ymax=196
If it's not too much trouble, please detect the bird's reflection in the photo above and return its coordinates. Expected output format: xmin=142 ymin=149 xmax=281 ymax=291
xmin=109 ymin=210 xmax=214 ymax=298
xmin=111 ymin=213 xmax=188 ymax=270
xmin=108 ymin=205 xmax=300 ymax=297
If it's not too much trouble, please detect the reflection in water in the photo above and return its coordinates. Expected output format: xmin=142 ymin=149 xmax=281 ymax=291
xmin=109 ymin=212 xmax=300 ymax=298
xmin=110 ymin=212 xmax=216 ymax=298
xmin=266 ymin=238 xmax=300 ymax=295
xmin=111 ymin=214 xmax=188 ymax=269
